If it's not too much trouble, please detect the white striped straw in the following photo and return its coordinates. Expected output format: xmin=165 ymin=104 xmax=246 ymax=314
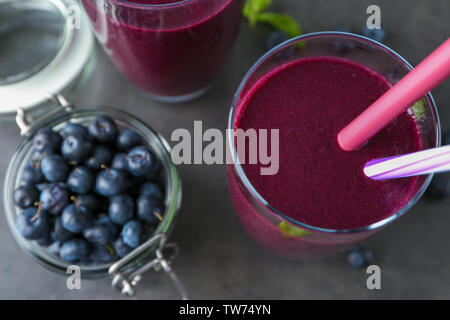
xmin=364 ymin=145 xmax=450 ymax=180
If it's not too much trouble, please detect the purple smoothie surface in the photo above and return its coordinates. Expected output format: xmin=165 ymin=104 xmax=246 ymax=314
xmin=235 ymin=57 xmax=422 ymax=230
xmin=123 ymin=0 xmax=185 ymax=4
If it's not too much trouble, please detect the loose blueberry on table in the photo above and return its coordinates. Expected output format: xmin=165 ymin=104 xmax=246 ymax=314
xmin=266 ymin=31 xmax=290 ymax=50
xmin=13 ymin=116 xmax=166 ymax=264
xmin=347 ymin=245 xmax=373 ymax=269
xmin=361 ymin=26 xmax=386 ymax=43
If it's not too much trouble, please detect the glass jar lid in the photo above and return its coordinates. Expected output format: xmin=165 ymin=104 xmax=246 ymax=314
xmin=0 ymin=0 xmax=94 ymax=118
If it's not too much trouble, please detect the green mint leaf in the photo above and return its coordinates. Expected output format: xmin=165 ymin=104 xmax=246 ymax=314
xmin=243 ymin=0 xmax=272 ymax=26
xmin=279 ymin=221 xmax=311 ymax=237
xmin=410 ymin=99 xmax=425 ymax=120
xmin=256 ymin=12 xmax=301 ymax=37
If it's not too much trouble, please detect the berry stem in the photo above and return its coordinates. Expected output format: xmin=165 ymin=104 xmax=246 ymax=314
xmin=154 ymin=212 xmax=163 ymax=222
xmin=71 ymin=195 xmax=80 ymax=209
xmin=31 ymin=202 xmax=43 ymax=222
xmin=101 ymin=164 xmax=114 ymax=178
xmin=33 ymin=151 xmax=47 ymax=169
xmin=101 ymin=163 xmax=111 ymax=172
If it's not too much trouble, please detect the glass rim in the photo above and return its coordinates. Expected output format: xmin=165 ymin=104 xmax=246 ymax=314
xmin=4 ymin=106 xmax=182 ymax=276
xmin=110 ymin=0 xmax=197 ymax=8
xmin=228 ymin=31 xmax=441 ymax=235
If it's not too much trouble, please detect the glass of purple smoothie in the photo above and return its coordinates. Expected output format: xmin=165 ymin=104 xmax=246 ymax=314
xmin=227 ymin=32 xmax=441 ymax=259
xmin=81 ymin=0 xmax=243 ymax=102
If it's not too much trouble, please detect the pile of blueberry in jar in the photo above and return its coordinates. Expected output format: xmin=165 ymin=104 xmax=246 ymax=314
xmin=13 ymin=115 xmax=165 ymax=264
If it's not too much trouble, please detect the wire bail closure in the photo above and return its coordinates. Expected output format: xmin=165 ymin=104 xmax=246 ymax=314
xmin=15 ymin=92 xmax=74 ymax=136
xmin=109 ymin=233 xmax=188 ymax=300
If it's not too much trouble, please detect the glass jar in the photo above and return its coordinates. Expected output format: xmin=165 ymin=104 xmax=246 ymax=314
xmin=227 ymin=32 xmax=441 ymax=259
xmin=4 ymin=96 xmax=184 ymax=297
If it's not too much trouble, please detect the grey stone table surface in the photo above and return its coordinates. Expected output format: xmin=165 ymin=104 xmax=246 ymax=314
xmin=1 ymin=0 xmax=449 ymax=299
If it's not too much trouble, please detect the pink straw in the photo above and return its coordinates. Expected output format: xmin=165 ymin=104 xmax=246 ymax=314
xmin=364 ymin=145 xmax=450 ymax=180
xmin=338 ymin=38 xmax=450 ymax=151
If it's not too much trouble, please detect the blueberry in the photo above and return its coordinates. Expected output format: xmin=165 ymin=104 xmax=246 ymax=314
xmin=83 ymin=215 xmax=118 ymax=245
xmin=32 ymin=128 xmax=62 ymax=152
xmin=85 ymin=145 xmax=113 ymax=170
xmin=88 ymin=115 xmax=118 ymax=144
xmin=89 ymin=244 xmax=117 ymax=263
xmin=97 ymin=214 xmax=119 ymax=236
xmin=16 ymin=206 xmax=50 ymax=240
xmin=111 ymin=153 xmax=128 ymax=171
xmin=127 ymin=146 xmax=160 ymax=177
xmin=60 ymin=239 xmax=91 ymax=262
xmin=113 ymin=236 xmax=133 ymax=258
xmin=51 ymin=217 xmax=75 ymax=242
xmin=25 ymin=151 xmax=49 ymax=181
xmin=61 ymin=134 xmax=93 ymax=162
xmin=61 ymin=122 xmax=89 ymax=140
xmin=121 ymin=220 xmax=144 ymax=248
xmin=108 ymin=194 xmax=134 ymax=225
xmin=75 ymin=194 xmax=104 ymax=212
xmin=21 ymin=163 xmax=45 ymax=185
xmin=61 ymin=204 xmax=95 ymax=233
xmin=145 ymin=157 xmax=162 ymax=180
xmin=30 ymin=150 xmax=50 ymax=165
xmin=442 ymin=129 xmax=450 ymax=145
xmin=83 ymin=224 xmax=115 ymax=245
xmin=331 ymin=38 xmax=356 ymax=54
xmin=362 ymin=26 xmax=386 ymax=42
xmin=35 ymin=182 xmax=50 ymax=192
xmin=139 ymin=182 xmax=163 ymax=200
xmin=335 ymin=26 xmax=351 ymax=33
xmin=41 ymin=154 xmax=70 ymax=182
xmin=347 ymin=245 xmax=373 ymax=268
xmin=40 ymin=183 xmax=70 ymax=216
xmin=47 ymin=241 xmax=62 ymax=257
xmin=425 ymin=173 xmax=450 ymax=200
xmin=331 ymin=27 xmax=357 ymax=54
xmin=95 ymin=167 xmax=129 ymax=197
xmin=13 ymin=185 xmax=39 ymax=209
xmin=67 ymin=166 xmax=95 ymax=194
xmin=116 ymin=129 xmax=143 ymax=151
xmin=136 ymin=194 xmax=164 ymax=224
xmin=266 ymin=31 xmax=290 ymax=50
xmin=35 ymin=234 xmax=54 ymax=247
